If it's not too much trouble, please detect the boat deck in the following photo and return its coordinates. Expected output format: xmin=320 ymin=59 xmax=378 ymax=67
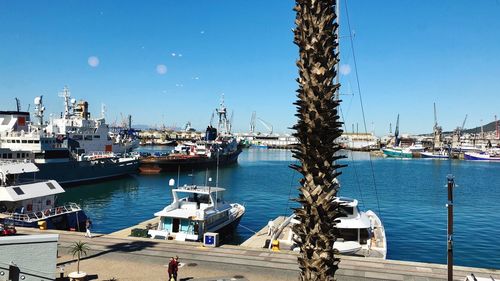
xmin=241 ymin=215 xmax=386 ymax=259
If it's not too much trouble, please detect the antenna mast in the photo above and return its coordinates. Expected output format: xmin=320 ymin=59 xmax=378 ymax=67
xmin=58 ymin=86 xmax=73 ymax=119
xmin=15 ymin=98 xmax=21 ymax=112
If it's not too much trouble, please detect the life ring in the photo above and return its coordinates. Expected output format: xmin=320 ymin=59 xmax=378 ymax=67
xmin=44 ymin=209 xmax=50 ymax=216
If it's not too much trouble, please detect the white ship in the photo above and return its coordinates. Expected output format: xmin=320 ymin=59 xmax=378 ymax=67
xmin=0 ymin=95 xmax=139 ymax=185
xmin=45 ymin=86 xmax=139 ymax=155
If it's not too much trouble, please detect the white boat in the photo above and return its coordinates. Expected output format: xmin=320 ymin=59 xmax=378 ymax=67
xmin=46 ymin=86 xmax=139 ymax=154
xmin=149 ymin=184 xmax=245 ymax=241
xmin=0 ymin=161 xmax=87 ymax=230
xmin=464 ymin=151 xmax=500 ymax=162
xmin=408 ymin=142 xmax=425 ymax=153
xmin=420 ymin=150 xmax=450 ymax=159
xmin=271 ymin=197 xmax=387 ymax=259
xmin=0 ymin=100 xmax=140 ymax=185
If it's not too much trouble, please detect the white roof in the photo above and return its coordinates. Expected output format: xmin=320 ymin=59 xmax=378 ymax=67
xmin=0 ymin=180 xmax=65 ymax=202
xmin=154 ymin=207 xmax=199 ymax=219
xmin=0 ymin=162 xmax=39 ymax=175
xmin=336 ymin=211 xmax=371 ymax=229
xmin=173 ymin=185 xmax=225 ymax=194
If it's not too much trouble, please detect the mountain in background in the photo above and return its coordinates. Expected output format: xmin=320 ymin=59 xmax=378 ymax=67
xmin=440 ymin=120 xmax=499 ymax=135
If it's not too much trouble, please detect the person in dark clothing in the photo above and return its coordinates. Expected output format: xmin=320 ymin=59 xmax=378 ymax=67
xmin=167 ymin=256 xmax=178 ymax=281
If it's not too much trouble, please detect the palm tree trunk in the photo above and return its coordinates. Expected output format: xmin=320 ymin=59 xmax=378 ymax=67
xmin=77 ymin=252 xmax=80 ymax=273
xmin=291 ymin=0 xmax=345 ymax=280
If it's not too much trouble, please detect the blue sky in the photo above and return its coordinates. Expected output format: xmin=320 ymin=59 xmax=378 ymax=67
xmin=1 ymin=1 xmax=500 ymax=136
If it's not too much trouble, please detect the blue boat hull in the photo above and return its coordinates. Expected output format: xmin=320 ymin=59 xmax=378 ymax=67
xmin=464 ymin=153 xmax=500 ymax=162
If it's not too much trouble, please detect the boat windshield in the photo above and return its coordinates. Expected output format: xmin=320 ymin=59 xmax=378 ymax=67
xmin=182 ymin=193 xmax=210 ymax=204
xmin=337 ymin=228 xmax=371 ymax=244
xmin=339 ymin=205 xmax=354 ymax=216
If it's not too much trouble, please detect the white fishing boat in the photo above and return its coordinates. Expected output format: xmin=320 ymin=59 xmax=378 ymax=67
xmin=464 ymin=150 xmax=500 ymax=162
xmin=271 ymin=197 xmax=387 ymax=259
xmin=149 ymin=184 xmax=245 ymax=241
xmin=408 ymin=142 xmax=425 ymax=153
xmin=420 ymin=150 xmax=450 ymax=159
xmin=0 ymin=161 xmax=87 ymax=230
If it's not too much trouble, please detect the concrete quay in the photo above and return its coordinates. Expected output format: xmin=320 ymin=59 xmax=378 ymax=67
xmin=15 ymin=226 xmax=500 ymax=281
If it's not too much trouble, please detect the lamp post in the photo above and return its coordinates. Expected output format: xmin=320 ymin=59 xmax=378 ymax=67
xmin=446 ymin=174 xmax=454 ymax=281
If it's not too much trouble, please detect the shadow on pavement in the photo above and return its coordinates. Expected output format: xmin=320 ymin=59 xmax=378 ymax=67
xmin=57 ymin=240 xmax=158 ymax=266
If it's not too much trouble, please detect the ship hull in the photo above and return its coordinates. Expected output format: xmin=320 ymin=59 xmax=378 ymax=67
xmin=140 ymin=148 xmax=242 ymax=172
xmin=3 ymin=211 xmax=88 ymax=231
xmin=21 ymin=158 xmax=139 ymax=185
xmin=420 ymin=152 xmax=449 ymax=159
xmin=382 ymin=148 xmax=413 ymax=158
xmin=464 ymin=152 xmax=500 ymax=162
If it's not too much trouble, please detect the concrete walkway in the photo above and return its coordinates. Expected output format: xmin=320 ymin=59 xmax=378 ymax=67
xmin=16 ymin=227 xmax=500 ymax=281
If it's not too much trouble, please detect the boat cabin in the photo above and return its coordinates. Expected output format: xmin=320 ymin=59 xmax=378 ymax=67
xmin=150 ymin=185 xmax=232 ymax=241
xmin=335 ymin=197 xmax=372 ymax=247
xmin=0 ymin=163 xmax=64 ymax=215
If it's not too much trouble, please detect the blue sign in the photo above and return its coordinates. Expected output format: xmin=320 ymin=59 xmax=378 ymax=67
xmin=205 ymin=235 xmax=214 ymax=245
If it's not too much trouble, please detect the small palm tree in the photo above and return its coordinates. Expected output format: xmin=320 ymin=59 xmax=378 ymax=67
xmin=69 ymin=241 xmax=90 ymax=274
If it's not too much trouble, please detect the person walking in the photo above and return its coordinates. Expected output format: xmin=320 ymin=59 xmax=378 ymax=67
xmin=85 ymin=219 xmax=92 ymax=238
xmin=167 ymin=256 xmax=178 ymax=281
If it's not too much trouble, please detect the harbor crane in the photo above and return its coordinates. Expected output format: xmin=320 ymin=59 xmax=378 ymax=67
xmin=249 ymin=112 xmax=273 ymax=135
xmin=461 ymin=114 xmax=468 ymax=132
xmin=257 ymin=118 xmax=273 ymax=135
xmin=394 ymin=114 xmax=400 ymax=146
xmin=433 ymin=103 xmax=443 ymax=149
xmin=434 ymin=102 xmax=438 ymax=129
xmin=250 ymin=111 xmax=256 ymax=133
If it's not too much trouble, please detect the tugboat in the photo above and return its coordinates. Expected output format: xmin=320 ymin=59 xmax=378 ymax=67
xmin=0 ymin=161 xmax=87 ymax=230
xmin=139 ymin=96 xmax=242 ymax=172
xmin=148 ymin=183 xmax=245 ymax=241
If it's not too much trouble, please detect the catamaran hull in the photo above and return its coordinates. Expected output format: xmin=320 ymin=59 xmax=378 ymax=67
xmin=20 ymin=158 xmax=139 ymax=185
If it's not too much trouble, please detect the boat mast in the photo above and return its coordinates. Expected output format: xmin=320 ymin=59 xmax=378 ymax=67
xmin=394 ymin=114 xmax=400 ymax=147
xmin=59 ymin=86 xmax=73 ymax=120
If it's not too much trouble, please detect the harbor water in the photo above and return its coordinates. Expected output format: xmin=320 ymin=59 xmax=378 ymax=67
xmin=59 ymin=147 xmax=500 ymax=270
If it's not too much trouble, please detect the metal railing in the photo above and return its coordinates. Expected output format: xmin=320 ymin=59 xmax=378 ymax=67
xmin=2 ymin=203 xmax=82 ymax=223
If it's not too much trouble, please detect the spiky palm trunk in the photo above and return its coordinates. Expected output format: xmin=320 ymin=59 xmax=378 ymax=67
xmin=291 ymin=0 xmax=344 ymax=280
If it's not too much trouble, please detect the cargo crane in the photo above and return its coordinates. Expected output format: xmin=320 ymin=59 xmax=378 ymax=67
xmin=394 ymin=114 xmax=400 ymax=147
xmin=257 ymin=118 xmax=273 ymax=135
xmin=250 ymin=111 xmax=256 ymax=134
xmin=433 ymin=103 xmax=443 ymax=149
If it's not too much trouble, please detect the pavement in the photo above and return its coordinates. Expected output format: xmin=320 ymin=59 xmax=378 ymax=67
xmin=15 ymin=227 xmax=500 ymax=281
